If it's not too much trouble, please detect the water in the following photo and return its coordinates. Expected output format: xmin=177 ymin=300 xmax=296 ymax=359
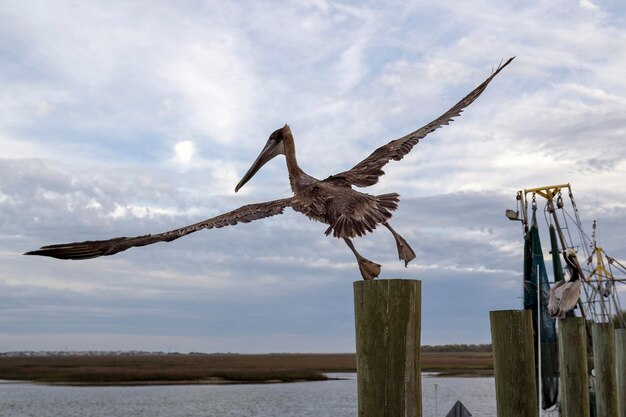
xmin=0 ymin=374 xmax=496 ymax=417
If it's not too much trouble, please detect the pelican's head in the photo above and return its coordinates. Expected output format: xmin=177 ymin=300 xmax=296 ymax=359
xmin=235 ymin=124 xmax=290 ymax=192
xmin=563 ymin=248 xmax=584 ymax=282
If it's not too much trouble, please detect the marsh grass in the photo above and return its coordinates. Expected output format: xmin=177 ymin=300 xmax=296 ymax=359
xmin=0 ymin=354 xmax=353 ymax=385
xmin=420 ymin=352 xmax=494 ymax=376
xmin=0 ymin=352 xmax=493 ymax=385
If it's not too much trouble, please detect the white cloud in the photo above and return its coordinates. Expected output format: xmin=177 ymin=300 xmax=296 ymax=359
xmin=106 ymin=203 xmax=180 ymax=219
xmin=158 ymin=40 xmax=259 ymax=143
xmin=174 ymin=140 xmax=195 ymax=165
xmin=580 ymin=0 xmax=599 ymax=11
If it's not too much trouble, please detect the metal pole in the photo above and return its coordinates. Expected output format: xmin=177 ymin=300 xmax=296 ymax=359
xmin=434 ymin=383 xmax=439 ymax=417
xmin=546 ymin=199 xmax=567 ymax=250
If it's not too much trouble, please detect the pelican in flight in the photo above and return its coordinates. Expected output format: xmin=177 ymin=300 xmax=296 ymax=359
xmin=548 ymin=248 xmax=584 ymax=318
xmin=25 ymin=58 xmax=514 ymax=280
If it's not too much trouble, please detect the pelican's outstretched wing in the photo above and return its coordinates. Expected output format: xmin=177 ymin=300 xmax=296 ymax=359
xmin=24 ymin=197 xmax=293 ymax=260
xmin=327 ymin=57 xmax=514 ymax=188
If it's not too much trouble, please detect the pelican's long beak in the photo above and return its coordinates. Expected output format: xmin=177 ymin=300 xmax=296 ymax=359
xmin=564 ymin=249 xmax=585 ymax=282
xmin=235 ymin=139 xmax=283 ymax=192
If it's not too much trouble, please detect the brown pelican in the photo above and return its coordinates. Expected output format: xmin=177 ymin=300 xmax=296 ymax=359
xmin=25 ymin=58 xmax=514 ymax=280
xmin=548 ymin=248 xmax=584 ymax=318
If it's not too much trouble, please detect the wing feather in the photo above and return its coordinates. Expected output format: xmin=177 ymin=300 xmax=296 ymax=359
xmin=25 ymin=198 xmax=293 ymax=260
xmin=327 ymin=57 xmax=514 ymax=187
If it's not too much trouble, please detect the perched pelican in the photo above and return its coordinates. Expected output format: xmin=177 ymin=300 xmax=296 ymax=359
xmin=548 ymin=248 xmax=584 ymax=318
xmin=25 ymin=58 xmax=514 ymax=280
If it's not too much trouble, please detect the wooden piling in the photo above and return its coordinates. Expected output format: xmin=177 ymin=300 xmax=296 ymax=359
xmin=558 ymin=317 xmax=590 ymax=417
xmin=489 ymin=310 xmax=537 ymax=417
xmin=353 ymin=279 xmax=421 ymax=417
xmin=616 ymin=329 xmax=626 ymax=417
xmin=592 ymin=322 xmax=618 ymax=417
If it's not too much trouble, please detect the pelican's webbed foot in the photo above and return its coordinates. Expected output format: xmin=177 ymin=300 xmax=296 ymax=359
xmin=384 ymin=223 xmax=416 ymax=267
xmin=343 ymin=238 xmax=381 ymax=280
xmin=357 ymin=258 xmax=381 ymax=281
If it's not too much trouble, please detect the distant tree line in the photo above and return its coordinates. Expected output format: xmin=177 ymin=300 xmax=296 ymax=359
xmin=420 ymin=344 xmax=492 ymax=352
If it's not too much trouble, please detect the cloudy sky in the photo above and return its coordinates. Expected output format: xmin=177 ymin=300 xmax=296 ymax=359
xmin=1 ymin=0 xmax=625 ymax=353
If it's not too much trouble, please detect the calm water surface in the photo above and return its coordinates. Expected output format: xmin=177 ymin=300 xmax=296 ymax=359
xmin=0 ymin=374 xmax=496 ymax=417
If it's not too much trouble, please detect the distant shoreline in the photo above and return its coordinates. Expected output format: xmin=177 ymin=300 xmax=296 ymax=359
xmin=0 ymin=352 xmax=493 ymax=386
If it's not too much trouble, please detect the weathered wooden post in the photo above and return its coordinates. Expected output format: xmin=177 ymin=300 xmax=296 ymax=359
xmin=354 ymin=279 xmax=421 ymax=417
xmin=616 ymin=329 xmax=626 ymax=417
xmin=489 ymin=310 xmax=537 ymax=417
xmin=558 ymin=317 xmax=590 ymax=417
xmin=592 ymin=322 xmax=618 ymax=417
